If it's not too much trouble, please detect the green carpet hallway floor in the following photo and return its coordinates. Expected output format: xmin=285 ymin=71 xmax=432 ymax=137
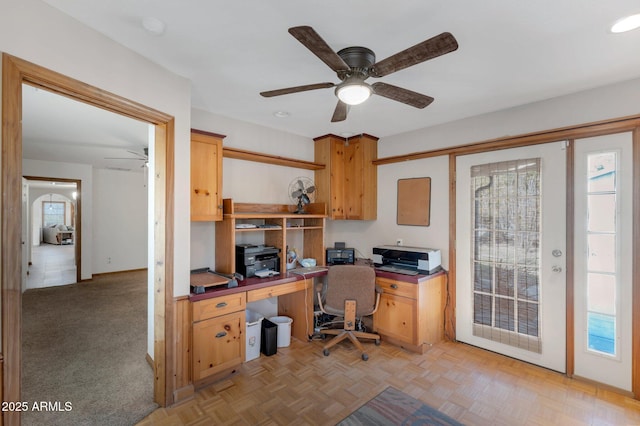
xmin=21 ymin=269 xmax=157 ymax=426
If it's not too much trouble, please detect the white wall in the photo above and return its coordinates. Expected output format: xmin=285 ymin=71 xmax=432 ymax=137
xmin=1 ymin=0 xmax=192 ymax=296
xmin=189 ymin=109 xmax=315 ymax=270
xmin=23 ymin=159 xmax=94 ymax=280
xmin=326 ymin=155 xmax=450 ymax=267
xmin=92 ymin=169 xmax=147 ymax=274
xmin=22 ymin=160 xmax=148 ymax=278
xmin=343 ymin=75 xmax=640 ymax=272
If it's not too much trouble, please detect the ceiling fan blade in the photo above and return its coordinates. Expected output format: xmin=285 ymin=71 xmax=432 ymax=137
xmin=372 ymin=82 xmax=434 ymax=109
xmin=126 ymin=150 xmax=148 ymax=160
xmin=370 ymin=32 xmax=458 ymax=78
xmin=104 ymin=157 xmax=146 ymax=160
xmin=260 ymin=82 xmax=335 ymax=98
xmin=288 ymin=26 xmax=350 ymax=73
xmin=331 ymin=100 xmax=348 ymax=122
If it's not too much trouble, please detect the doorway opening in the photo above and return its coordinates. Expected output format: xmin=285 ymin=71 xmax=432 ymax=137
xmin=2 ymin=53 xmax=176 ymax=422
xmin=24 ymin=177 xmax=81 ymax=289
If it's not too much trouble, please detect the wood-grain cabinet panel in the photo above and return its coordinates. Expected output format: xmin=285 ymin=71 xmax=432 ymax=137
xmin=192 ymin=310 xmax=245 ymax=382
xmin=191 ymin=130 xmax=224 ymax=221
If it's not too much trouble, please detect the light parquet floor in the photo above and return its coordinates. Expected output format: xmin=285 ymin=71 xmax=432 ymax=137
xmin=138 ymin=338 xmax=640 ymax=426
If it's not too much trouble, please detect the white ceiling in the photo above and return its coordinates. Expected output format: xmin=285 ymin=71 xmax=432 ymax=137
xmin=23 ymin=1 xmax=640 ymax=168
xmin=22 ymin=85 xmax=150 ymax=172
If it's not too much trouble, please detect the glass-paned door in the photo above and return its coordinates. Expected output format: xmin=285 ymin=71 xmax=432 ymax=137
xmin=456 ymin=142 xmax=567 ymax=372
xmin=574 ymin=133 xmax=632 ymax=391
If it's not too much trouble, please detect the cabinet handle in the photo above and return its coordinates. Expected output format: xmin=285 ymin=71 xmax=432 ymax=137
xmin=216 ymin=302 xmax=228 ymax=308
xmin=390 ymin=284 xmax=398 ymax=289
xmin=215 ymin=331 xmax=227 ymax=338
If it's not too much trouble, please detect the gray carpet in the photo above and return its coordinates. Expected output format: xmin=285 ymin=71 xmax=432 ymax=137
xmin=22 ymin=270 xmax=158 ymax=426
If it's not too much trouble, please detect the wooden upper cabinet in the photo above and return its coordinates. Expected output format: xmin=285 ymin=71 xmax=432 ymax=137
xmin=314 ymin=134 xmax=377 ymax=220
xmin=191 ymin=129 xmax=224 ymax=221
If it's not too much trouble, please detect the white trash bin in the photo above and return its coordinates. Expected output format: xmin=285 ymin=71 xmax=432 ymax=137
xmin=269 ymin=316 xmax=293 ymax=347
xmin=246 ymin=310 xmax=264 ymax=361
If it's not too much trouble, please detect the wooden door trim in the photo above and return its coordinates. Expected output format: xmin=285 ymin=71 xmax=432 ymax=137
xmin=633 ymin=127 xmax=640 ymax=399
xmin=2 ymin=53 xmax=176 ymax=424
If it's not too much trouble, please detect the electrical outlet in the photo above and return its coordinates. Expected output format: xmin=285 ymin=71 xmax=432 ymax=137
xmin=107 ymin=257 xmax=112 ymax=264
xmin=396 ymin=239 xmax=403 ymax=246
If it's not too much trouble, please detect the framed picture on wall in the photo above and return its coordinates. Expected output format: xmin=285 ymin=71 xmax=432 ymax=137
xmin=397 ymin=177 xmax=431 ymax=226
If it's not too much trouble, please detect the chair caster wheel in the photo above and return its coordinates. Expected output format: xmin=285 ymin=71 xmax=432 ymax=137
xmin=362 ymin=353 xmax=369 ymax=361
xmin=323 ymin=349 xmax=330 ymax=356
xmin=375 ymin=339 xmax=381 ymax=346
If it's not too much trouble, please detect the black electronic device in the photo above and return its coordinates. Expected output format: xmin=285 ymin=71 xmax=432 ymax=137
xmin=236 ymin=244 xmax=280 ymax=278
xmin=326 ymin=248 xmax=355 ymax=265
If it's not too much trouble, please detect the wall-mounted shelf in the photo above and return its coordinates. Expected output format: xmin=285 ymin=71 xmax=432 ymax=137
xmin=215 ymin=199 xmax=327 ymax=275
xmin=223 ymin=147 xmax=325 ymax=170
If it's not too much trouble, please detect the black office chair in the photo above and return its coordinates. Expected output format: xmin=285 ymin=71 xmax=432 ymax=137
xmin=316 ymin=265 xmax=381 ymax=360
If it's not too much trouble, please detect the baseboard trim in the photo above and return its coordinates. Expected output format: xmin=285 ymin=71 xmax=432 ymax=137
xmin=173 ymin=384 xmax=195 ymax=405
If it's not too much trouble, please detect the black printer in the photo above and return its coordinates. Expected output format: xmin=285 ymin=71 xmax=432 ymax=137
xmin=235 ymin=244 xmax=280 ymax=278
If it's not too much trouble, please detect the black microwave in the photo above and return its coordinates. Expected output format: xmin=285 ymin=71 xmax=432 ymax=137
xmin=326 ymin=248 xmax=355 ymax=265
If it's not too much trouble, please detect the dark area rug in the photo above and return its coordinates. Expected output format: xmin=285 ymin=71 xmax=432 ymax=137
xmin=21 ymin=270 xmax=157 ymax=426
xmin=337 ymin=387 xmax=464 ymax=426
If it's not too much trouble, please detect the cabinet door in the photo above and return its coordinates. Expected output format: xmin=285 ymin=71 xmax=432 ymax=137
xmin=191 ymin=132 xmax=223 ymax=221
xmin=374 ymin=293 xmax=416 ymax=344
xmin=329 ymin=139 xmax=345 ymax=219
xmin=192 ymin=311 xmax=244 ymax=381
xmin=344 ymin=136 xmax=377 ymax=220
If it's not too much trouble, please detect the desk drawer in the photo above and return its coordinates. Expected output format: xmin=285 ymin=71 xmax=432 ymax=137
xmin=247 ymin=280 xmax=307 ymax=302
xmin=376 ymin=277 xmax=417 ymax=299
xmin=193 ymin=292 xmax=246 ymax=322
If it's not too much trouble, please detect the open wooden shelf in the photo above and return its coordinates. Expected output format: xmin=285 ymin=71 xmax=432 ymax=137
xmin=215 ymin=199 xmax=327 ymax=275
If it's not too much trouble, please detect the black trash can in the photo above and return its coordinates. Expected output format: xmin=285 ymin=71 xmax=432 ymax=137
xmin=261 ymin=318 xmax=278 ymax=356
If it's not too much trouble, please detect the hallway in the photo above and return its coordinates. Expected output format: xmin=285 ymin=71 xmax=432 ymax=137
xmin=27 ymin=243 xmax=76 ymax=288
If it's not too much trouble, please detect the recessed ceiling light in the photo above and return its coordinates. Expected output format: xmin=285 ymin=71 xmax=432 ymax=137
xmin=610 ymin=13 xmax=640 ymax=33
xmin=273 ymin=111 xmax=290 ymax=118
xmin=142 ymin=17 xmax=166 ymax=36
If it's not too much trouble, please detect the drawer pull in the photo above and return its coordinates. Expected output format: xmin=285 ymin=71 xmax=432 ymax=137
xmin=215 ymin=331 xmax=227 ymax=338
xmin=390 ymin=284 xmax=398 ymax=289
xmin=216 ymin=302 xmax=228 ymax=308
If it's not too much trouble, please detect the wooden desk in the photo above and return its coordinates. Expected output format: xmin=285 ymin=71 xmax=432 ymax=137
xmin=189 ymin=269 xmax=325 ymax=387
xmin=188 ymin=267 xmax=445 ymax=386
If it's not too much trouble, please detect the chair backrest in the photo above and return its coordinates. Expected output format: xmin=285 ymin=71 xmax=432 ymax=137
xmin=325 ymin=265 xmax=377 ymax=316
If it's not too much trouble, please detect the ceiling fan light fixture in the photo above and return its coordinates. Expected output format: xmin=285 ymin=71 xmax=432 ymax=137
xmin=336 ymin=81 xmax=372 ymax=106
xmin=611 ymin=13 xmax=640 ymax=33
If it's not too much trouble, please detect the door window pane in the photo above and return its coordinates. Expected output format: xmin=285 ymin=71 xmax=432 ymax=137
xmin=587 ymin=234 xmax=616 ymax=273
xmin=587 ymin=153 xmax=616 ymax=192
xmin=470 ymin=158 xmax=541 ymax=353
xmin=587 ymin=273 xmax=616 ymax=315
xmin=587 ymin=194 xmax=616 ymax=233
xmin=585 ymin=151 xmax=618 ymax=357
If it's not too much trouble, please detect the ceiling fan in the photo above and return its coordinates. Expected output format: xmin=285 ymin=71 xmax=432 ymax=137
xmin=105 ymin=147 xmax=149 ymax=167
xmin=260 ymin=26 xmax=458 ymax=122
